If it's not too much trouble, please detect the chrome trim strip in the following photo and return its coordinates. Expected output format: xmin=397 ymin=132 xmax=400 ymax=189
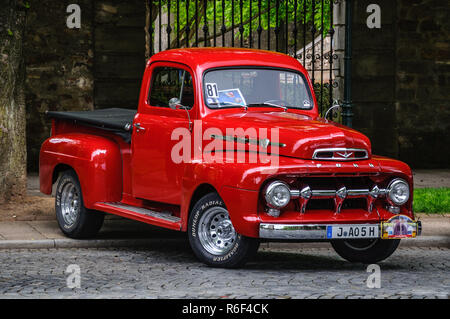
xmin=259 ymin=223 xmax=380 ymax=240
xmin=312 ymin=148 xmax=368 ymax=161
xmin=312 ymin=189 xmax=337 ymax=197
xmin=211 ymin=134 xmax=287 ymax=148
xmin=290 ymin=189 xmax=300 ymax=198
xmin=347 ymin=189 xmax=370 ymax=196
xmin=102 ymin=202 xmax=181 ymax=223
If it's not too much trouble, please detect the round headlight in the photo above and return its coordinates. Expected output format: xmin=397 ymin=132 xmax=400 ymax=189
xmin=265 ymin=181 xmax=291 ymax=209
xmin=387 ymin=178 xmax=410 ymax=206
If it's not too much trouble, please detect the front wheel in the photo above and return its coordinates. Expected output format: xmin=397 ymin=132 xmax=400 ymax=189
xmin=188 ymin=193 xmax=260 ymax=268
xmin=331 ymin=238 xmax=400 ymax=263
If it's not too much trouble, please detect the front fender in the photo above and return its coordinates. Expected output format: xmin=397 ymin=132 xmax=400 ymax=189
xmin=179 ymin=159 xmax=289 ymax=237
xmin=39 ymin=133 xmax=123 ymax=208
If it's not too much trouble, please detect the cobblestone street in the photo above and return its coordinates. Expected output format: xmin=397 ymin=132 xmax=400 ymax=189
xmin=0 ymin=242 xmax=448 ymax=299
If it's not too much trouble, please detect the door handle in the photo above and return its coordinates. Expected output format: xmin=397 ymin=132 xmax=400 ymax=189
xmin=134 ymin=123 xmax=146 ymax=132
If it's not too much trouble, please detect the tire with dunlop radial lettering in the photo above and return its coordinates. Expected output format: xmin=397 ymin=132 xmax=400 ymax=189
xmin=331 ymin=238 xmax=400 ymax=263
xmin=188 ymin=193 xmax=260 ymax=268
xmin=55 ymin=169 xmax=104 ymax=239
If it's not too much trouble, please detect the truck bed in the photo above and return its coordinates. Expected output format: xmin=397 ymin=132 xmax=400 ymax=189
xmin=46 ymin=108 xmax=136 ymax=142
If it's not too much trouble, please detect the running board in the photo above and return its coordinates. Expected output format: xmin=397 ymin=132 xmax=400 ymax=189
xmin=93 ymin=202 xmax=181 ymax=231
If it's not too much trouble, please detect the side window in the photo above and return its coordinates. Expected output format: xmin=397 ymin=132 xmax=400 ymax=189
xmin=149 ymin=67 xmax=194 ymax=109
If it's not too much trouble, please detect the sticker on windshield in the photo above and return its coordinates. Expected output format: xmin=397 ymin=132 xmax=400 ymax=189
xmin=205 ymin=83 xmax=219 ymax=98
xmin=303 ymin=100 xmax=311 ymax=108
xmin=217 ymin=88 xmax=247 ymax=107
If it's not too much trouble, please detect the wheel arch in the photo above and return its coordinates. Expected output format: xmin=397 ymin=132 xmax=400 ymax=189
xmin=39 ymin=134 xmax=123 ymax=208
xmin=52 ymin=163 xmax=75 ymax=184
xmin=188 ymin=183 xmax=219 ymax=213
xmin=180 ymin=183 xmax=219 ymax=232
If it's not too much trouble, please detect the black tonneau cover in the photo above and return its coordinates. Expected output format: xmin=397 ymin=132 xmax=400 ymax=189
xmin=46 ymin=108 xmax=136 ymax=131
xmin=46 ymin=108 xmax=136 ymax=142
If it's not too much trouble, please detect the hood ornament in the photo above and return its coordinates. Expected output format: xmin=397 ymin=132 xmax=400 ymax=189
xmin=336 ymin=151 xmax=353 ymax=159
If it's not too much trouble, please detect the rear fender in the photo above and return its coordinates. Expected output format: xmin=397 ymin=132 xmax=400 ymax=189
xmin=39 ymin=133 xmax=123 ymax=208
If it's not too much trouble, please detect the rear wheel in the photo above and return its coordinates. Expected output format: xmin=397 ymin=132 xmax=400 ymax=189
xmin=188 ymin=193 xmax=260 ymax=268
xmin=55 ymin=170 xmax=104 ymax=239
xmin=331 ymin=238 xmax=400 ymax=263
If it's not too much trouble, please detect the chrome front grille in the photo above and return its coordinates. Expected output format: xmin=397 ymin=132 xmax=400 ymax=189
xmin=291 ymin=177 xmax=386 ymax=214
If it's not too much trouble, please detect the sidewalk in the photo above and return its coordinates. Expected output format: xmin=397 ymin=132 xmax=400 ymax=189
xmin=0 ymin=218 xmax=188 ymax=249
xmin=0 ymin=214 xmax=448 ymax=250
xmin=412 ymin=169 xmax=450 ymax=188
xmin=0 ymin=171 xmax=447 ymax=250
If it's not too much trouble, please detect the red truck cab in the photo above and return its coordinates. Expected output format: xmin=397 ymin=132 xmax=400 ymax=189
xmin=40 ymin=48 xmax=421 ymax=267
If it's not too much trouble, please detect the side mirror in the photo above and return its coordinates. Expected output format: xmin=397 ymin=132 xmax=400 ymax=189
xmin=168 ymin=97 xmax=192 ymax=131
xmin=324 ymin=100 xmax=341 ymax=120
xmin=169 ymin=97 xmax=181 ymax=110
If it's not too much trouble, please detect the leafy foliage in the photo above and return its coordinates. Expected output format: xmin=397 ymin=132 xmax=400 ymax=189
xmin=151 ymin=0 xmax=332 ymax=47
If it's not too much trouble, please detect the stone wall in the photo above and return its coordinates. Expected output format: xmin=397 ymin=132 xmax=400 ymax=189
xmin=25 ymin=0 xmax=145 ymax=171
xmin=25 ymin=0 xmax=94 ymax=172
xmin=352 ymin=0 xmax=449 ymax=168
xmin=395 ymin=0 xmax=449 ymax=168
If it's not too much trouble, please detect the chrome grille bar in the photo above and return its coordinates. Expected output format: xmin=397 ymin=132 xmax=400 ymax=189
xmin=290 ymin=185 xmax=386 ymax=214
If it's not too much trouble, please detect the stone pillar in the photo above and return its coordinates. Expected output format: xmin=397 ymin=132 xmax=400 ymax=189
xmin=153 ymin=7 xmax=169 ymax=53
xmin=351 ymin=0 xmax=398 ymax=159
xmin=333 ymin=0 xmax=346 ymax=104
xmin=93 ymin=1 xmax=145 ymax=109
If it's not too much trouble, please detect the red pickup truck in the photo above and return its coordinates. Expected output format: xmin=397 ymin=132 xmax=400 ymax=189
xmin=40 ymin=48 xmax=421 ymax=268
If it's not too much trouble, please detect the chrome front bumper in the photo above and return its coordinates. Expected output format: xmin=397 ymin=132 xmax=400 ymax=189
xmin=259 ymin=220 xmax=422 ymax=240
xmin=259 ymin=223 xmax=365 ymax=240
xmin=260 ymin=224 xmax=333 ymax=240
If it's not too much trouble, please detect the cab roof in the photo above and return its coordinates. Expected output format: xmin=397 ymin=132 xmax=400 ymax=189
xmin=148 ymin=47 xmax=307 ymax=74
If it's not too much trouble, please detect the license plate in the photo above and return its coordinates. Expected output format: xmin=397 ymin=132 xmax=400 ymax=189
xmin=326 ymin=224 xmax=379 ymax=239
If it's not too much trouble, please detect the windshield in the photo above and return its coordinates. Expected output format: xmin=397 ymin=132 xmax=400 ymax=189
xmin=203 ymin=68 xmax=313 ymax=110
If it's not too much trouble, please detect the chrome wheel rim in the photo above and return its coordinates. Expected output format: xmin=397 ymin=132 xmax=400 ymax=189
xmin=60 ymin=182 xmax=80 ymax=226
xmin=198 ymin=207 xmax=237 ymax=255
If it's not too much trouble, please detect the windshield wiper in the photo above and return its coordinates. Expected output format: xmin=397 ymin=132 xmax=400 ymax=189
xmin=246 ymin=102 xmax=288 ymax=112
xmin=210 ymin=101 xmax=293 ymax=112
xmin=209 ymin=101 xmax=248 ymax=110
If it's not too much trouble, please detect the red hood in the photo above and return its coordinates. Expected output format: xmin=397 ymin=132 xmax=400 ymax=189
xmin=202 ymin=110 xmax=372 ymax=160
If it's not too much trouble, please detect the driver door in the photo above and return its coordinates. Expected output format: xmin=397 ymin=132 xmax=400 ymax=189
xmin=131 ymin=63 xmax=196 ymax=205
